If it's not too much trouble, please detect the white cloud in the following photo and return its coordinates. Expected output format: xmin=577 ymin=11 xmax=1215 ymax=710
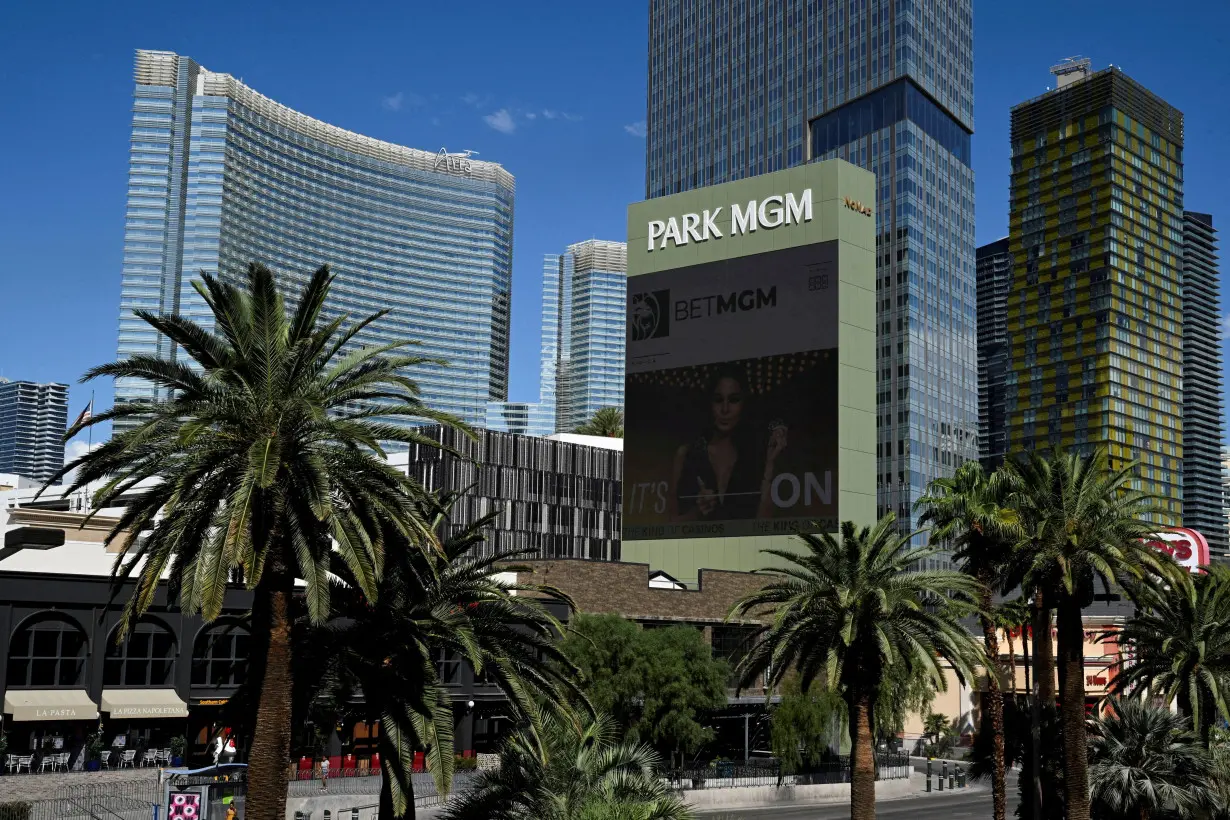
xmin=62 ymin=439 xmax=102 ymax=486
xmin=624 ymin=120 xmax=648 ymax=138
xmin=542 ymin=109 xmax=558 ymax=120
xmin=525 ymin=112 xmax=537 ymax=120
xmin=1221 ymin=313 xmax=1230 ymax=340
xmin=561 ymin=112 xmax=583 ymax=122
xmin=382 ymin=92 xmax=405 ymax=111
xmin=461 ymin=92 xmax=488 ymax=108
xmin=484 ymin=109 xmax=517 ymax=134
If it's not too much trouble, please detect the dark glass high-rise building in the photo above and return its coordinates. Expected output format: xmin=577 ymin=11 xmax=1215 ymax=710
xmin=645 ymin=0 xmax=978 ymax=546
xmin=1181 ymin=212 xmax=1226 ymax=559
xmin=976 ymin=237 xmax=1011 ymax=469
xmin=1007 ymin=62 xmax=1185 ymax=522
xmin=0 ymin=380 xmax=68 ymax=484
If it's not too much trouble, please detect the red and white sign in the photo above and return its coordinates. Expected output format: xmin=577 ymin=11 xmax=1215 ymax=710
xmin=1145 ymin=528 xmax=1210 ymax=573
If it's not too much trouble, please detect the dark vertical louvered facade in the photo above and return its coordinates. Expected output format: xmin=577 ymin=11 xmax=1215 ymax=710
xmin=1180 ymin=212 xmax=1227 ymax=560
xmin=404 ymin=426 xmax=622 ymax=561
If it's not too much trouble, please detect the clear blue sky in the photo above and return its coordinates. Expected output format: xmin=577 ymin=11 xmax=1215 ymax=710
xmin=1 ymin=0 xmax=1227 ymax=451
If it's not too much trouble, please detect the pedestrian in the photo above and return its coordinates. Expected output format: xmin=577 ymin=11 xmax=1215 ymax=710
xmin=222 ymin=732 xmax=237 ymax=764
xmin=319 ymin=756 xmax=329 ymax=792
xmin=211 ymin=732 xmax=224 ymax=768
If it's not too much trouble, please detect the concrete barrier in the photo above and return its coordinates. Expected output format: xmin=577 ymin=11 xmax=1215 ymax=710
xmin=683 ymin=770 xmax=918 ymax=811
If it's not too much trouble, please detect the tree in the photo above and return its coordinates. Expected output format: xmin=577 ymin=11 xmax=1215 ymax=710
xmin=921 ymin=713 xmax=952 ymax=756
xmin=729 ymin=516 xmax=984 ymax=820
xmin=1006 ymin=449 xmax=1166 ymax=820
xmin=874 ymin=659 xmax=935 ymax=749
xmin=917 ymin=462 xmax=1020 ymax=820
xmin=51 ymin=264 xmax=461 ymax=820
xmin=560 ymin=614 xmax=727 ymax=765
xmin=295 ymin=493 xmax=586 ymax=818
xmin=769 ymin=672 xmax=846 ymax=775
xmin=1112 ymin=563 xmax=1230 ymax=748
xmin=1088 ymin=698 xmax=1218 ymax=820
xmin=575 ymin=408 xmax=624 ymax=438
xmin=441 ymin=713 xmax=694 ymax=820
xmin=994 ymin=597 xmax=1033 ymax=698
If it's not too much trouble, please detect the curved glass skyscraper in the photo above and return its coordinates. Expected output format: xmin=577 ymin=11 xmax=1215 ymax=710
xmin=116 ymin=50 xmax=515 ymax=426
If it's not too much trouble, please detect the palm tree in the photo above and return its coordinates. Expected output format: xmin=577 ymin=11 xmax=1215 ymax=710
xmin=917 ymin=462 xmax=1019 ymax=820
xmin=299 ymin=493 xmax=587 ymax=818
xmin=441 ymin=713 xmax=693 ymax=820
xmin=994 ymin=597 xmax=1033 ymax=698
xmin=574 ymin=408 xmax=624 ymax=437
xmin=1088 ymin=697 xmax=1218 ymax=820
xmin=1005 ymin=449 xmax=1165 ymax=820
xmin=729 ymin=516 xmax=984 ymax=820
xmin=1112 ymin=563 xmax=1230 ymax=748
xmin=50 ymin=264 xmax=461 ymax=820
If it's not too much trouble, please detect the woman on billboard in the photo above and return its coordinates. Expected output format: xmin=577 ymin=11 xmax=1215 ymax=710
xmin=669 ymin=366 xmax=788 ymax=522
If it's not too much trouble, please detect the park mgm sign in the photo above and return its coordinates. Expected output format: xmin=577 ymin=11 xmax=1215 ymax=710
xmin=622 ymin=159 xmax=877 ymax=580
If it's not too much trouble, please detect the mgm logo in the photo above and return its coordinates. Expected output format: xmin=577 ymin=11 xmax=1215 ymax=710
xmin=629 ymin=289 xmax=670 ymax=341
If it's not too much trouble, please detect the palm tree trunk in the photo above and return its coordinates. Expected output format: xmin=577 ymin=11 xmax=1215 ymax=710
xmin=1006 ymin=630 xmax=1017 ymax=696
xmin=1028 ymin=589 xmax=1050 ymax=820
xmin=978 ymin=586 xmax=1007 ymax=820
xmin=244 ymin=554 xmax=294 ymax=820
xmin=1056 ymin=594 xmax=1092 ymax=820
xmin=849 ymin=691 xmax=877 ymax=820
xmin=1032 ymin=591 xmax=1054 ymax=703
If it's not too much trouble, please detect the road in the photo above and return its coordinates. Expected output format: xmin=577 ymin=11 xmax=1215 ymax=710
xmin=701 ymin=776 xmax=1019 ymax=819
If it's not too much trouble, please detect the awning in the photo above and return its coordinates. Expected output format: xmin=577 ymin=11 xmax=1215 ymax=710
xmin=101 ymin=689 xmax=189 ymax=719
xmin=4 ymin=690 xmax=99 ymax=722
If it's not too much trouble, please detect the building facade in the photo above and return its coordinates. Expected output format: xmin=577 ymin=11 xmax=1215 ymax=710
xmin=1006 ymin=63 xmax=1185 ymax=521
xmin=976 ymin=238 xmax=1011 ymax=469
xmin=398 ymin=426 xmax=622 ymax=561
xmin=0 ymin=380 xmax=68 ymax=484
xmin=1181 ymin=212 xmax=1226 ymax=559
xmin=645 ymin=0 xmax=978 ymax=547
xmin=486 ymin=240 xmax=627 ymax=435
xmin=116 ymin=50 xmax=515 ymax=428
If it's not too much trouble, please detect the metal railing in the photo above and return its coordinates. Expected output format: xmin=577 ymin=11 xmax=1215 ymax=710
xmin=666 ymin=754 xmax=911 ymax=791
xmin=288 ymin=770 xmax=482 ymax=805
xmin=0 ymin=799 xmax=156 ymax=820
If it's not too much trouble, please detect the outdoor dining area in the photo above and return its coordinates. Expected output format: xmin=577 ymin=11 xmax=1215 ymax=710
xmin=3 ymin=745 xmax=179 ymax=774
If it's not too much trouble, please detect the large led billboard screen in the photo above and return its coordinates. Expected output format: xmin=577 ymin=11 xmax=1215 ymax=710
xmin=624 ymin=241 xmax=840 ymax=540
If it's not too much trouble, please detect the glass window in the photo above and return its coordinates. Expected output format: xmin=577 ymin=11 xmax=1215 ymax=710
xmin=191 ymin=622 xmax=249 ymax=687
xmin=809 ymin=77 xmax=970 ymax=166
xmin=5 ymin=615 xmax=89 ymax=688
xmin=105 ymin=620 xmax=176 ymax=687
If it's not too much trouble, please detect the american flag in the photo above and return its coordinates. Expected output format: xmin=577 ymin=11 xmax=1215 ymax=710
xmin=71 ymin=401 xmax=92 ymax=428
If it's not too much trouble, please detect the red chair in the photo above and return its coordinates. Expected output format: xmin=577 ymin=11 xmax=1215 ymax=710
xmin=343 ymin=754 xmax=356 ymax=776
xmin=413 ymin=752 xmax=425 ymax=772
xmin=297 ymin=757 xmax=313 ymax=780
xmin=328 ymin=755 xmax=342 ymax=777
xmin=370 ymin=753 xmax=381 ymax=771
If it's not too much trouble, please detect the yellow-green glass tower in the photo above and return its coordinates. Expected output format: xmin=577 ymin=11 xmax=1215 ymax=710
xmin=1006 ymin=61 xmax=1184 ymax=520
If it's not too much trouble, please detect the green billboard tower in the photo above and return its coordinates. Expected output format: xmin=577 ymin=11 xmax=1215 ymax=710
xmin=622 ymin=159 xmax=877 ymax=580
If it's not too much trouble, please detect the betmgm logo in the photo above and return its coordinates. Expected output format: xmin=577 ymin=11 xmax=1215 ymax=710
xmin=629 ymin=289 xmax=670 ymax=341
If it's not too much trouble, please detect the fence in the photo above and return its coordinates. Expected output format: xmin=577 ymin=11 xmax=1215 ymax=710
xmin=287 ymin=770 xmax=482 ymax=806
xmin=667 ymin=754 xmax=911 ymax=791
xmin=0 ymin=798 xmax=156 ymax=820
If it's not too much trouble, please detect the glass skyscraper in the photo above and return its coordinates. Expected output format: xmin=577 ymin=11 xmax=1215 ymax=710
xmin=0 ymin=380 xmax=68 ymax=484
xmin=1180 ymin=212 xmax=1226 ymax=559
xmin=116 ymin=50 xmax=515 ymax=427
xmin=1007 ymin=64 xmax=1185 ymax=523
xmin=646 ymin=0 xmax=977 ymax=546
xmin=487 ymin=240 xmax=627 ymax=435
